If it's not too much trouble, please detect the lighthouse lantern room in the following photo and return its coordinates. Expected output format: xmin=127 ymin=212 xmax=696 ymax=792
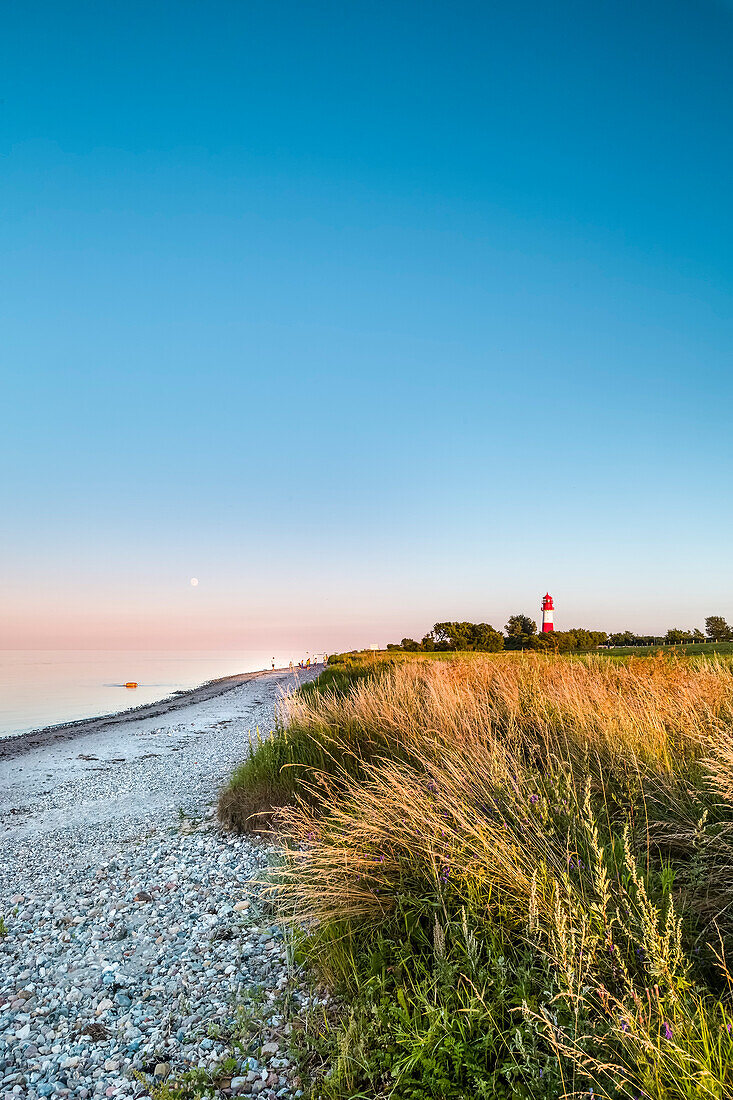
xmin=541 ymin=593 xmax=554 ymax=633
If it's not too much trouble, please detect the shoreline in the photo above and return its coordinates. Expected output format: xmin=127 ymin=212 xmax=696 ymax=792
xmin=0 ymin=665 xmax=322 ymax=1100
xmin=0 ymin=664 xmax=296 ymax=761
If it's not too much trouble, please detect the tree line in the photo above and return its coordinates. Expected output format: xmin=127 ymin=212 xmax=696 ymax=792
xmin=610 ymin=616 xmax=732 ymax=646
xmin=386 ymin=615 xmax=733 ymax=654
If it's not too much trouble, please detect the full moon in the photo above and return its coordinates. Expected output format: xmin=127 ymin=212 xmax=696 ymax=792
xmin=190 ymin=577 xmax=199 ymax=586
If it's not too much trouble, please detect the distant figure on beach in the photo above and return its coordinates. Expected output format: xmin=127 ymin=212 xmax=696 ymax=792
xmin=289 ymin=660 xmax=293 ymax=672
xmin=272 ymin=657 xmax=275 ymax=670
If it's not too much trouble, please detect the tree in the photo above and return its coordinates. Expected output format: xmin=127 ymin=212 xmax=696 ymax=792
xmin=400 ymin=638 xmax=421 ymax=651
xmin=609 ymin=631 xmax=639 ymax=647
xmin=504 ymin=614 xmax=537 ymax=650
xmin=441 ymin=622 xmax=475 ymax=650
xmin=665 ymin=628 xmax=693 ymax=645
xmin=705 ymin=616 xmax=731 ymax=642
xmin=469 ymin=623 xmax=504 ymax=652
xmin=540 ymin=629 xmax=608 ymax=653
xmin=425 ymin=621 xmax=503 ymax=651
xmin=425 ymin=623 xmax=455 ymax=650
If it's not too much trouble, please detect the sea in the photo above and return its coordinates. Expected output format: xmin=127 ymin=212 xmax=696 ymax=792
xmin=0 ymin=649 xmax=304 ymax=739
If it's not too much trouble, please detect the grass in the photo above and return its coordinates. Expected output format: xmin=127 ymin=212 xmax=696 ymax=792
xmin=604 ymin=642 xmax=733 ymax=657
xmin=217 ymin=659 xmax=398 ymax=832
xmin=220 ymin=652 xmax=733 ymax=1098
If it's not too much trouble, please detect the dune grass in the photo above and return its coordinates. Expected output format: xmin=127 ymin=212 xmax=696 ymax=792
xmin=220 ymin=653 xmax=733 ymax=1098
xmin=217 ymin=658 xmax=396 ymax=832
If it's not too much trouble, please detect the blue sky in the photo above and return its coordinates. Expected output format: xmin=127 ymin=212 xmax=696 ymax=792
xmin=2 ymin=0 xmax=732 ymax=648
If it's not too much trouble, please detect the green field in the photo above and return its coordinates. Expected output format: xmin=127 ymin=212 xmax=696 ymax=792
xmin=332 ymin=642 xmax=733 ymax=662
xmin=604 ymin=641 xmax=733 ymax=657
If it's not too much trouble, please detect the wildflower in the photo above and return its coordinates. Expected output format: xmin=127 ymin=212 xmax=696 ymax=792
xmin=529 ymin=794 xmax=539 ymax=805
xmin=663 ymin=1021 xmax=673 ymax=1040
xmin=620 ymin=1020 xmax=629 ymax=1033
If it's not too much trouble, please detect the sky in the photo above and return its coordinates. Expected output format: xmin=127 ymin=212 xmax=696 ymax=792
xmin=2 ymin=0 xmax=733 ymax=650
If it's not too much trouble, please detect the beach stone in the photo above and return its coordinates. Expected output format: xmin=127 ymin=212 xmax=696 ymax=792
xmin=0 ymin=668 xmax=324 ymax=1100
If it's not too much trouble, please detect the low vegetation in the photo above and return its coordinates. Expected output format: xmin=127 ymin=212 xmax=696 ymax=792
xmin=220 ymin=652 xmax=733 ymax=1098
xmin=217 ymin=658 xmax=395 ymax=832
xmin=383 ymin=614 xmax=733 ymax=655
xmin=387 ymin=617 xmax=608 ymax=653
xmin=606 ymin=641 xmax=733 ymax=657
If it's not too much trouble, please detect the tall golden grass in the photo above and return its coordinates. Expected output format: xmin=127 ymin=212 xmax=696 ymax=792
xmin=282 ymin=652 xmax=733 ymax=773
xmin=268 ymin=654 xmax=733 ymax=1098
xmin=274 ymin=655 xmax=733 ymax=919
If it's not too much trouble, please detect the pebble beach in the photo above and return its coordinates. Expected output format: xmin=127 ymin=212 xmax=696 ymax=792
xmin=0 ymin=668 xmax=321 ymax=1100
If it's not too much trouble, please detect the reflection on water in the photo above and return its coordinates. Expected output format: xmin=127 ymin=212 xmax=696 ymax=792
xmin=0 ymin=650 xmax=300 ymax=738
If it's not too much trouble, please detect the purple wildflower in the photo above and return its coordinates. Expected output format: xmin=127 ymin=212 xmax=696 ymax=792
xmin=663 ymin=1021 xmax=673 ymax=1040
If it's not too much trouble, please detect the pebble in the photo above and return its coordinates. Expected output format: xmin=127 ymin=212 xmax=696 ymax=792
xmin=0 ymin=672 xmax=323 ymax=1100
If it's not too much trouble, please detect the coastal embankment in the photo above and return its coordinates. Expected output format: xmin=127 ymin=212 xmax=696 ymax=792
xmin=224 ymin=653 xmax=733 ymax=1099
xmin=0 ymin=667 xmax=321 ymax=1100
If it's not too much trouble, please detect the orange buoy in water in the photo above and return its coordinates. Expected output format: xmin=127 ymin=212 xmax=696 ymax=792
xmin=124 ymin=682 xmax=138 ymax=688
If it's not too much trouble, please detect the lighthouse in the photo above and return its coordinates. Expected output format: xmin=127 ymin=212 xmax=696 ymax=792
xmin=541 ymin=593 xmax=554 ymax=633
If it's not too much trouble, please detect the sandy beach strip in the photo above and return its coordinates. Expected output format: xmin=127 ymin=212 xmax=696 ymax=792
xmin=0 ymin=666 xmax=319 ymax=877
xmin=0 ymin=665 xmax=323 ymax=1100
xmin=0 ymin=666 xmax=296 ymax=762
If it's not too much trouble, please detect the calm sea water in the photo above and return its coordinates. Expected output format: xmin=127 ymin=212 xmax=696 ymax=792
xmin=0 ymin=650 xmax=303 ymax=739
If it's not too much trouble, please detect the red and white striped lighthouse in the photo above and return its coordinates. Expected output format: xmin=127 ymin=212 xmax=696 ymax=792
xmin=541 ymin=593 xmax=554 ymax=633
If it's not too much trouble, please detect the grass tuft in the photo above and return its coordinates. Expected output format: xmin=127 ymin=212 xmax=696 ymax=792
xmin=222 ymin=652 xmax=733 ymax=1098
